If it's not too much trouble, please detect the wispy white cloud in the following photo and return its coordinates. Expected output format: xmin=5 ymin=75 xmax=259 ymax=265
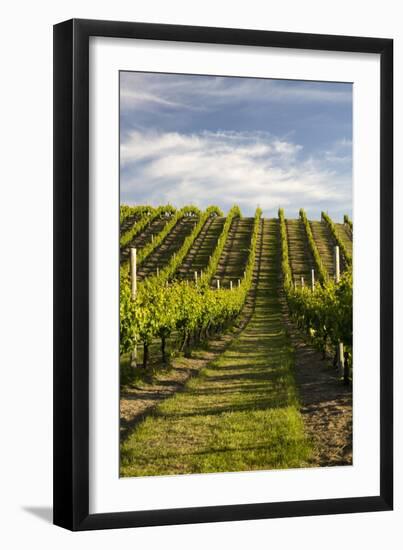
xmin=121 ymin=130 xmax=351 ymax=217
xmin=120 ymin=130 xmax=302 ymax=165
xmin=120 ymin=87 xmax=205 ymax=112
xmin=323 ymin=137 xmax=353 ymax=165
xmin=120 ymin=73 xmax=352 ymax=114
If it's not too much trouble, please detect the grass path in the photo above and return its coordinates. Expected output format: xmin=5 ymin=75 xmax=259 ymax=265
xmin=212 ymin=217 xmax=254 ymax=289
xmin=121 ymin=219 xmax=312 ymax=477
xmin=309 ymin=220 xmax=336 ymax=278
xmin=286 ymin=219 xmax=315 ymax=288
xmin=176 ymin=216 xmax=226 ymax=281
xmin=137 ymin=217 xmax=197 ymax=280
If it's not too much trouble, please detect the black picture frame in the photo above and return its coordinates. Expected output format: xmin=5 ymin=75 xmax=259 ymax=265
xmin=53 ymin=18 xmax=393 ymax=531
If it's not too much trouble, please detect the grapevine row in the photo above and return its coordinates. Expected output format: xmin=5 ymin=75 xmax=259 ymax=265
xmin=299 ymin=208 xmax=328 ymax=283
xmin=120 ymin=205 xmax=199 ymax=277
xmin=279 ymin=209 xmax=352 ymax=377
xmin=344 ymin=214 xmax=353 ymax=231
xmin=120 ymin=207 xmax=261 ymax=367
xmin=146 ymin=205 xmax=223 ymax=285
xmin=120 ymin=205 xmax=176 ymax=249
xmin=199 ymin=205 xmax=241 ymax=286
xmin=321 ymin=211 xmax=352 ymax=266
xmin=119 ymin=205 xmax=154 ymax=225
xmin=135 ymin=205 xmax=200 ymax=268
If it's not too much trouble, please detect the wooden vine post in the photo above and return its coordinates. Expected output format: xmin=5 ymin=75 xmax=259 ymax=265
xmin=130 ymin=247 xmax=137 ymax=368
xmin=311 ymin=269 xmax=315 ymax=291
xmin=334 ymin=246 xmax=345 ymax=380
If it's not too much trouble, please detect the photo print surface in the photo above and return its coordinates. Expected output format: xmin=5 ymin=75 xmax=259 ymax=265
xmin=119 ymin=71 xmax=353 ymax=478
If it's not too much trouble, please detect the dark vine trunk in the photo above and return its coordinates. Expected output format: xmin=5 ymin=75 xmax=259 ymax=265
xmin=184 ymin=333 xmax=192 ymax=358
xmin=161 ymin=335 xmax=167 ymax=366
xmin=343 ymin=351 xmax=350 ymax=385
xmin=180 ymin=331 xmax=187 ymax=352
xmin=332 ymin=349 xmax=338 ymax=369
xmin=143 ymin=342 xmax=149 ymax=369
xmin=321 ymin=334 xmax=328 ymax=359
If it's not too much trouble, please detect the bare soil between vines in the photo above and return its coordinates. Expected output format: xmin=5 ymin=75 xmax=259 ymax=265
xmin=290 ymin=336 xmax=352 ymax=467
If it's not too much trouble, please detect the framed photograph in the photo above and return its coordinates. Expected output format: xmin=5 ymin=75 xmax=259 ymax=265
xmin=53 ymin=19 xmax=393 ymax=530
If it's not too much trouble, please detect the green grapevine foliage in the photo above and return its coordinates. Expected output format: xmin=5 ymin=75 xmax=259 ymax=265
xmin=279 ymin=209 xmax=352 ymax=364
xmin=198 ymin=205 xmax=241 ymax=286
xmin=343 ymin=214 xmax=353 ymax=231
xmin=299 ymin=208 xmax=328 ymax=283
xmin=120 ymin=205 xmax=154 ymax=225
xmin=321 ymin=211 xmax=352 ymax=266
xmin=120 ymin=205 xmax=176 ymax=249
xmin=120 ymin=206 xmax=261 ymax=366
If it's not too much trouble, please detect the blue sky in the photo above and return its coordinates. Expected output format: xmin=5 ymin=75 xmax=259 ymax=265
xmin=120 ymin=71 xmax=352 ymax=221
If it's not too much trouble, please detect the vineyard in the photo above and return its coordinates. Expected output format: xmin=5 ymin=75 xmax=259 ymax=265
xmin=119 ymin=204 xmax=353 ymax=476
